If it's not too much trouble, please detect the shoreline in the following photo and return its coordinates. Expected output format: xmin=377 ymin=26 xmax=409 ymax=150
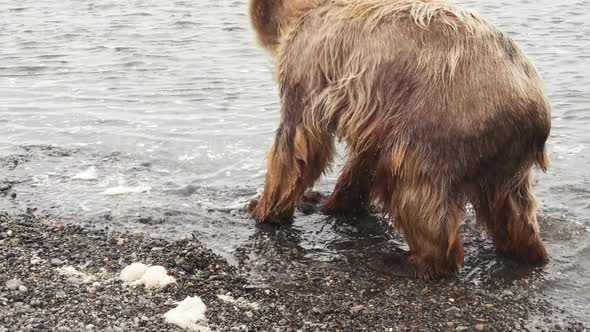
xmin=0 ymin=211 xmax=586 ymax=331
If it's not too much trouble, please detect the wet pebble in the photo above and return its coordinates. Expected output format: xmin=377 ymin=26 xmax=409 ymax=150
xmin=445 ymin=306 xmax=461 ymax=313
xmin=5 ymin=279 xmax=22 ymax=290
xmin=502 ymin=290 xmax=514 ymax=297
xmin=50 ymin=258 xmax=64 ymax=266
xmin=349 ymin=305 xmax=365 ymax=314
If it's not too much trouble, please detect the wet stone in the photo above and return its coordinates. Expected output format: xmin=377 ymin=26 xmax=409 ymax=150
xmin=350 ymin=305 xmax=365 ymax=314
xmin=5 ymin=279 xmax=22 ymax=290
xmin=502 ymin=290 xmax=514 ymax=297
xmin=50 ymin=258 xmax=64 ymax=266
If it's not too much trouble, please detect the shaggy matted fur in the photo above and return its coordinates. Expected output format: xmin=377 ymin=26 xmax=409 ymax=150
xmin=247 ymin=0 xmax=551 ymax=279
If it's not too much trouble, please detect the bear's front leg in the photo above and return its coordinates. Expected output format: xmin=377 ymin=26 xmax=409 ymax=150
xmin=249 ymin=125 xmax=334 ymax=224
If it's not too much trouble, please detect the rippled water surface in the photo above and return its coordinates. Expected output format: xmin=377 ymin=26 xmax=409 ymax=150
xmin=1 ymin=0 xmax=589 ymax=322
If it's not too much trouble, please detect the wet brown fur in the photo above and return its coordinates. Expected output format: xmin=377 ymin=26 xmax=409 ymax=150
xmin=248 ymin=0 xmax=551 ymax=279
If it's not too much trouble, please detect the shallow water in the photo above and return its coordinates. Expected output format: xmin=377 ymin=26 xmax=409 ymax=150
xmin=1 ymin=0 xmax=589 ymax=323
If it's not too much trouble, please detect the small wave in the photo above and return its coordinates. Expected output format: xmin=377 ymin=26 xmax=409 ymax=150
xmin=102 ymin=185 xmax=150 ymax=196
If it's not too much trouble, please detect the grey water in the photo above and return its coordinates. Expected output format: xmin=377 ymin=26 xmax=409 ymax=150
xmin=1 ymin=0 xmax=588 ymax=323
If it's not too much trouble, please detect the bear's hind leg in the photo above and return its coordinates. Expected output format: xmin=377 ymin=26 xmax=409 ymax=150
xmin=321 ymin=152 xmax=376 ymax=215
xmin=391 ymin=182 xmax=465 ymax=280
xmin=475 ymin=170 xmax=547 ymax=264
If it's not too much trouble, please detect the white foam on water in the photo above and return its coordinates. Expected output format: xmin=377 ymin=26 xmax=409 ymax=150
xmin=120 ymin=263 xmax=175 ymax=289
xmin=79 ymin=202 xmax=92 ymax=212
xmin=72 ymin=166 xmax=98 ymax=180
xmin=567 ymin=145 xmax=585 ymax=154
xmin=102 ymin=185 xmax=150 ymax=196
xmin=163 ymin=296 xmax=209 ymax=332
xmin=120 ymin=262 xmax=148 ymax=282
xmin=137 ymin=266 xmax=176 ymax=289
xmin=179 ymin=154 xmax=197 ymax=161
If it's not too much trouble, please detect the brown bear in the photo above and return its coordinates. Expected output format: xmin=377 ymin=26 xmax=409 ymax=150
xmin=247 ymin=0 xmax=551 ymax=279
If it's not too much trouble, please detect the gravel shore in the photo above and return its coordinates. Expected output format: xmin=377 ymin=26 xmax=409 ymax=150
xmin=0 ymin=211 xmax=586 ymax=331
